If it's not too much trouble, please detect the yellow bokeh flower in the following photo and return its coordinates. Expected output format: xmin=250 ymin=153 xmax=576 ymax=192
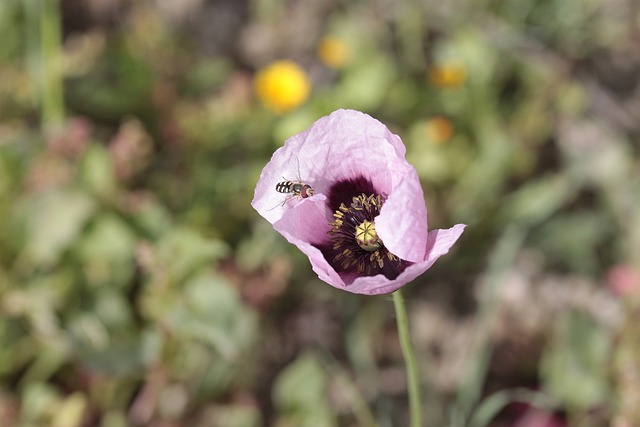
xmin=254 ymin=60 xmax=311 ymax=114
xmin=317 ymin=36 xmax=350 ymax=69
xmin=428 ymin=62 xmax=467 ymax=89
xmin=424 ymin=116 xmax=454 ymax=144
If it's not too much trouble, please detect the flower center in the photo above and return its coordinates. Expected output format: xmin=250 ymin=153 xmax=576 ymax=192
xmin=355 ymin=220 xmax=381 ymax=251
xmin=327 ymin=194 xmax=407 ymax=278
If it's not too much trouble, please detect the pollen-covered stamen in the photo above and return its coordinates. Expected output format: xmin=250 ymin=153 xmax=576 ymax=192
xmin=328 ymin=194 xmax=407 ymax=278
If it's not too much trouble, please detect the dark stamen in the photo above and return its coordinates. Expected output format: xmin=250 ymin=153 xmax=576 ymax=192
xmin=326 ymin=176 xmax=378 ymax=212
xmin=326 ymin=193 xmax=409 ymax=280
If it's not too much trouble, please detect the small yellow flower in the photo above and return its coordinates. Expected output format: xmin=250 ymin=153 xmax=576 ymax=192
xmin=254 ymin=60 xmax=311 ymax=114
xmin=317 ymin=36 xmax=350 ymax=69
xmin=428 ymin=62 xmax=467 ymax=89
xmin=424 ymin=116 xmax=454 ymax=144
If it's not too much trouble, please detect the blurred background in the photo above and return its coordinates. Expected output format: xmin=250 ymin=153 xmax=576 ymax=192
xmin=1 ymin=0 xmax=640 ymax=426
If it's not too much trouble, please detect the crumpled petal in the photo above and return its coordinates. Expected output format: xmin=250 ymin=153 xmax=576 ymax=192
xmin=252 ymin=109 xmax=401 ymax=223
xmin=375 ymin=169 xmax=429 ymax=263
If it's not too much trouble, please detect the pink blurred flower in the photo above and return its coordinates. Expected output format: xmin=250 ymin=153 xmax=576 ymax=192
xmin=606 ymin=264 xmax=640 ymax=298
xmin=511 ymin=409 xmax=565 ymax=427
xmin=252 ymin=109 xmax=465 ymax=295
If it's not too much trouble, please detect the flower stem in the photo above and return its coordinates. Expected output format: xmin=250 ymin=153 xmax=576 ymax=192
xmin=25 ymin=0 xmax=65 ymax=131
xmin=393 ymin=289 xmax=422 ymax=427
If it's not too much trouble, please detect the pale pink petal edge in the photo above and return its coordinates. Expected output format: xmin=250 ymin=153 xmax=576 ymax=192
xmin=344 ymin=223 xmax=467 ymax=295
xmin=375 ymin=168 xmax=429 ymax=263
xmin=275 ymin=222 xmax=466 ymax=295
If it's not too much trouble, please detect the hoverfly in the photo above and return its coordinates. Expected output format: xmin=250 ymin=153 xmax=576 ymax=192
xmin=275 ymin=179 xmax=314 ymax=199
xmin=269 ymin=157 xmax=315 ymax=210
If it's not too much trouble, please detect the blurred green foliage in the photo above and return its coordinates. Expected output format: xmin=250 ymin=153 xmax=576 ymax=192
xmin=1 ymin=0 xmax=640 ymax=426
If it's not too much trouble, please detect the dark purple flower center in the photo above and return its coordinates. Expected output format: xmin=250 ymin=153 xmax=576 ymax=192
xmin=315 ymin=176 xmax=410 ymax=281
xmin=318 ymin=179 xmax=409 ymax=281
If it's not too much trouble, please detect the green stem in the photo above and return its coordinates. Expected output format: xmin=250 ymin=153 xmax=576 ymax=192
xmin=25 ymin=0 xmax=64 ymax=130
xmin=40 ymin=0 xmax=64 ymax=129
xmin=393 ymin=289 xmax=422 ymax=427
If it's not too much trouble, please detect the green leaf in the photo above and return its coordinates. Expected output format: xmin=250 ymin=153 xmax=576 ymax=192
xmin=100 ymin=411 xmax=129 ymax=427
xmin=531 ymin=210 xmax=613 ymax=274
xmin=52 ymin=392 xmax=87 ymax=427
xmin=273 ymin=353 xmax=336 ymax=427
xmin=74 ymin=338 xmax=147 ymax=377
xmin=502 ymin=174 xmax=572 ymax=226
xmin=21 ymin=189 xmax=95 ymax=268
xmin=80 ymin=143 xmax=115 ymax=196
xmin=166 ymin=272 xmax=257 ymax=359
xmin=129 ymin=196 xmax=173 ymax=239
xmin=541 ymin=310 xmax=611 ymax=409
xmin=156 ymin=227 xmax=229 ymax=283
xmin=76 ymin=214 xmax=136 ymax=288
xmin=21 ymin=382 xmax=59 ymax=424
xmin=201 ymin=403 xmax=261 ymax=427
xmin=339 ymin=55 xmax=395 ymax=111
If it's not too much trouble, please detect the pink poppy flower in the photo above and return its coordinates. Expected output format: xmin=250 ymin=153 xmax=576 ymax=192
xmin=252 ymin=109 xmax=466 ymax=295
